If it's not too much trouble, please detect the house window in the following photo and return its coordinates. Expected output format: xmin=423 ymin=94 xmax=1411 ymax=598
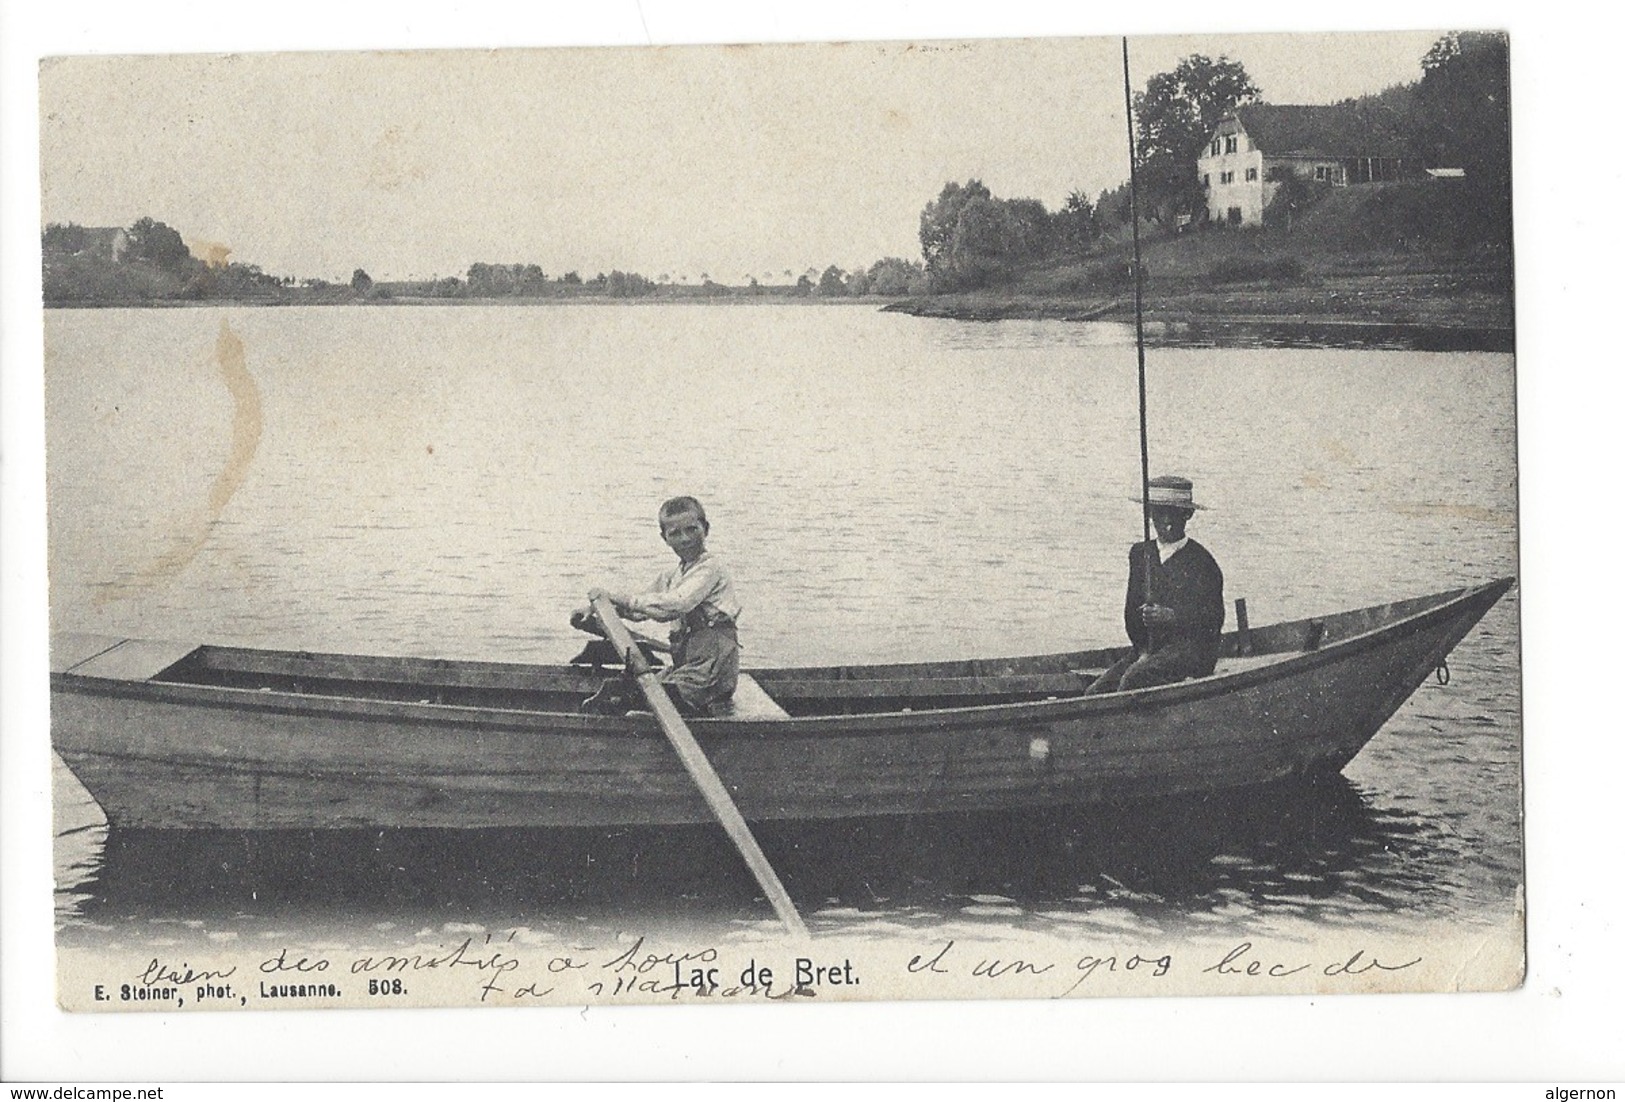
xmin=1227 ymin=207 xmax=1242 ymax=226
xmin=1201 ymin=174 xmax=1210 ymax=188
xmin=1315 ymin=166 xmax=1328 ymax=181
xmin=1224 ymin=136 xmax=1238 ymax=154
xmin=1246 ymin=167 xmax=1258 ymax=181
xmin=1219 ymin=171 xmax=1234 ymax=185
xmin=1211 ymin=140 xmax=1220 ymax=156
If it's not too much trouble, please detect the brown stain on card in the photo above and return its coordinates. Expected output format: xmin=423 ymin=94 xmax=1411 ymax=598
xmin=193 ymin=240 xmax=234 ymax=268
xmin=367 ymin=125 xmax=428 ymax=192
xmin=96 ymin=321 xmax=262 ymax=604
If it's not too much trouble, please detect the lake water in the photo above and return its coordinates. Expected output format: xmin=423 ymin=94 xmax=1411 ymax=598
xmin=47 ymin=303 xmax=1520 ymax=956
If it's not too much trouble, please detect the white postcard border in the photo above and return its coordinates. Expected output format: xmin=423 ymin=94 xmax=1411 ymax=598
xmin=4 ymin=0 xmax=1620 ymax=1083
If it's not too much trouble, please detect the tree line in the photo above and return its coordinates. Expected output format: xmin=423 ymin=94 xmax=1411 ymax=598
xmin=42 ymin=217 xmax=293 ymax=303
xmin=450 ymin=259 xmax=929 ymax=299
xmin=41 ymin=222 xmax=907 ymax=305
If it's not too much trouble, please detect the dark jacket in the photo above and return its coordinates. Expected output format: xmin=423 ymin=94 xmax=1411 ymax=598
xmin=1123 ymin=538 xmax=1225 ymax=674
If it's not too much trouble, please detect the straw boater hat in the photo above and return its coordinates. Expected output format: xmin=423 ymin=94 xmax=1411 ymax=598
xmin=1134 ymin=474 xmax=1206 ymax=511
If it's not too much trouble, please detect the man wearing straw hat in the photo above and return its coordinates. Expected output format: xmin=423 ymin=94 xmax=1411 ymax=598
xmin=1085 ymin=474 xmax=1225 ymax=695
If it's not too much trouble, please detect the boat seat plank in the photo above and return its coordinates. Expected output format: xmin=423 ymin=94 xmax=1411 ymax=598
xmin=717 ymin=674 xmax=791 ymax=720
xmin=754 ymin=672 xmax=1095 ymax=701
xmin=190 ymin=645 xmax=597 ymax=694
xmin=59 ymin=637 xmax=200 ymax=681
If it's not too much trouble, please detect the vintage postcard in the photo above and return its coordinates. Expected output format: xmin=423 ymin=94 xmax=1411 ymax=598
xmin=38 ymin=29 xmax=1520 ymax=1016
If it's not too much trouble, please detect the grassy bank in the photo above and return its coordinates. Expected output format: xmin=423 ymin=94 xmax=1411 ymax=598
xmin=888 ymin=182 xmax=1514 ymax=340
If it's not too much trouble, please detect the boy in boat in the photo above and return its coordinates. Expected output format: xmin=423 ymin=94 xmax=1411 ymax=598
xmin=1084 ymin=475 xmax=1225 ymax=695
xmin=578 ymin=496 xmax=742 ymax=717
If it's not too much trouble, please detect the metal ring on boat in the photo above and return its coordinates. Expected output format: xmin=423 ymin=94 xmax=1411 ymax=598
xmin=1435 ymin=661 xmax=1450 ymax=686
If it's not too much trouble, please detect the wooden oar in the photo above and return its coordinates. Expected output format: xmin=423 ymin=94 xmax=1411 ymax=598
xmin=588 ymin=595 xmax=809 ymax=940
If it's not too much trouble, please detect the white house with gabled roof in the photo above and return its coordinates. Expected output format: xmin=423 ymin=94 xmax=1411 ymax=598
xmin=1197 ymin=104 xmax=1412 ymax=227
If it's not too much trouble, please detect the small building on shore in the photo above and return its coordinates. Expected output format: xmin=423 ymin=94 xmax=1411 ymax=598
xmin=81 ymin=227 xmax=130 ymax=262
xmin=41 ymin=224 xmax=130 ymax=262
xmin=1197 ymin=104 xmax=1412 ymax=227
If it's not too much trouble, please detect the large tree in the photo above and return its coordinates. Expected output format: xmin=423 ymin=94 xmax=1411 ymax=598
xmin=41 ymin=222 xmax=90 ymax=253
xmin=943 ymin=196 xmax=1031 ymax=289
xmin=1133 ymin=54 xmax=1260 ymax=222
xmin=1412 ymin=32 xmax=1511 ymax=200
xmin=817 ymin=265 xmax=849 ymax=297
xmin=124 ymin=217 xmax=195 ymax=274
xmin=865 ymin=256 xmax=926 ymax=295
xmin=1095 ymin=181 xmax=1133 ymax=230
xmin=918 ymin=180 xmax=1058 ymax=290
xmin=1053 ymin=190 xmax=1097 ymax=259
xmin=918 ymin=179 xmax=992 ymax=271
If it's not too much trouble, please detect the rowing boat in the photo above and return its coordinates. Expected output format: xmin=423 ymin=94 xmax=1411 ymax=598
xmin=50 ymin=578 xmax=1513 ymax=831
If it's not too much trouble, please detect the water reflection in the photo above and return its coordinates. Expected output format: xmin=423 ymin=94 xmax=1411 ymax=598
xmin=61 ymin=775 xmax=1453 ymax=941
xmin=1145 ymin=319 xmax=1513 ymax=353
xmin=927 ymin=317 xmax=1511 ymax=354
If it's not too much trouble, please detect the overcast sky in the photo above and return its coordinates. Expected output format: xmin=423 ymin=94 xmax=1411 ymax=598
xmin=39 ymin=30 xmax=1442 ymax=283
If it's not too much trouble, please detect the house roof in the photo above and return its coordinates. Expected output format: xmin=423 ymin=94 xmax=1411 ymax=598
xmin=1229 ymin=104 xmax=1410 ymax=159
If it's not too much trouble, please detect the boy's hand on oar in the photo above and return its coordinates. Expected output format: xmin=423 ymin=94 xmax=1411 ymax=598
xmin=587 ymin=587 xmax=631 ymax=609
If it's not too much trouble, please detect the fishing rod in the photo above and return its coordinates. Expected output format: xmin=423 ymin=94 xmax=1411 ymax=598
xmin=1121 ymin=37 xmax=1153 ymax=607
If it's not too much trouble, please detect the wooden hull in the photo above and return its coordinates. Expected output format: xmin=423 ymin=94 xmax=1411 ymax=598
xmin=51 ymin=579 xmax=1513 ymax=830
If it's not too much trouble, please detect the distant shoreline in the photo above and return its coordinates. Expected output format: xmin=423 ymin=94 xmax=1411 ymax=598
xmin=41 ymin=293 xmax=894 ymax=310
xmin=43 ymin=283 xmax=1513 ymax=352
xmin=41 ymin=300 xmax=1514 ymax=360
